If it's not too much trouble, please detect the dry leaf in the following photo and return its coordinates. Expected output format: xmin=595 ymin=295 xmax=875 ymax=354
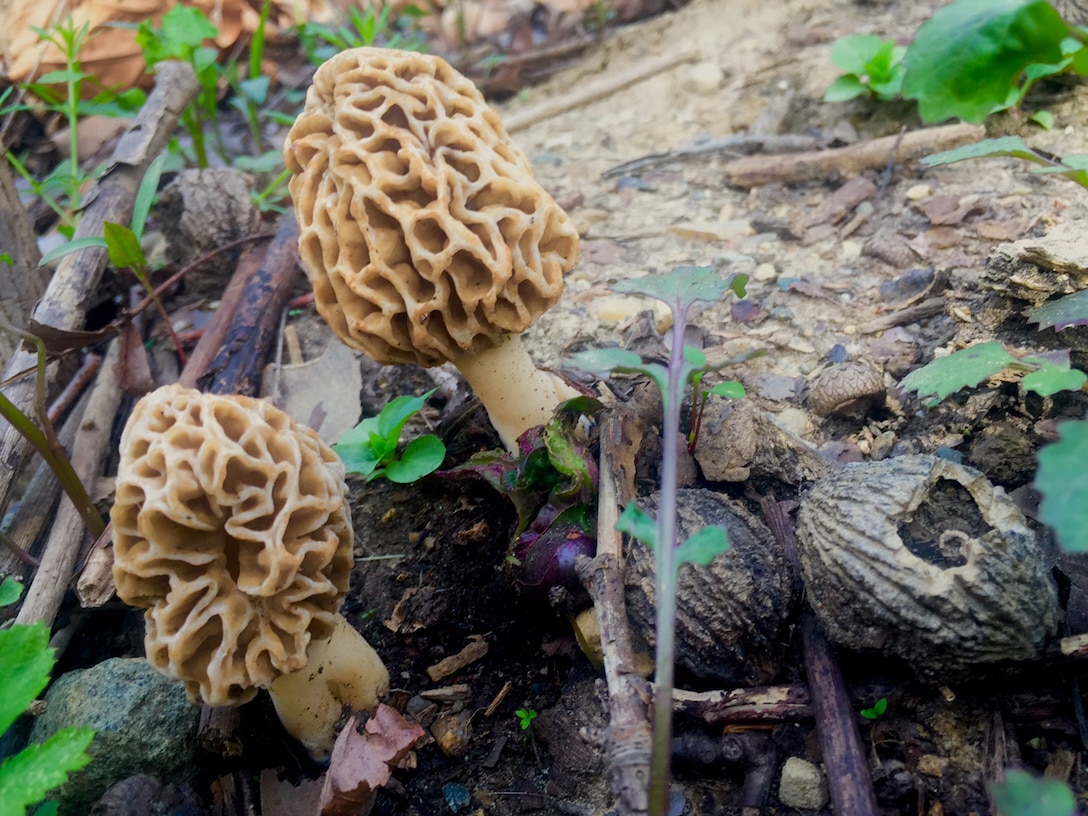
xmin=318 ymin=706 xmax=426 ymax=816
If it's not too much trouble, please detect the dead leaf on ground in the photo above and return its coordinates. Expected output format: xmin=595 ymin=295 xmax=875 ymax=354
xmin=976 ymin=219 xmax=1026 ymax=242
xmin=915 ymin=194 xmax=987 ymax=226
xmin=318 ymin=705 xmax=426 ymax=816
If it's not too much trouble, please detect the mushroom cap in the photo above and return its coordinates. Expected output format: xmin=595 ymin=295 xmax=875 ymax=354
xmin=111 ymin=384 xmax=353 ymax=706
xmin=284 ymin=47 xmax=580 ymax=368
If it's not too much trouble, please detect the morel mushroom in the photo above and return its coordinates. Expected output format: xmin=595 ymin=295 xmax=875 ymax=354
xmin=111 ymin=384 xmax=389 ymax=759
xmin=284 ymin=47 xmax=581 ymax=451
xmin=796 ymin=455 xmax=1058 ymax=676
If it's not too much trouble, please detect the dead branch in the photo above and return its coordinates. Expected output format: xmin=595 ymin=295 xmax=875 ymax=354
xmin=577 ymin=408 xmax=652 ymax=816
xmin=504 ymin=50 xmax=699 ymax=133
xmin=722 ymin=123 xmax=985 ymax=187
xmin=0 ymin=61 xmax=199 ymax=534
xmin=760 ymin=495 xmax=878 ymax=816
xmin=16 ymin=340 xmax=122 ymax=627
xmin=672 ymin=685 xmax=812 ymax=726
xmin=602 ymin=134 xmax=820 ymax=179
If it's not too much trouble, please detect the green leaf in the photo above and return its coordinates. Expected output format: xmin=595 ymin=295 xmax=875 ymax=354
xmin=921 ymin=135 xmax=1045 ymax=169
xmin=1027 ymin=288 xmax=1088 ymax=330
xmin=831 ymin=34 xmax=887 ymax=75
xmin=1028 ymin=109 xmax=1055 ymax=128
xmin=0 ymin=623 xmax=53 ymax=736
xmin=131 ymin=153 xmax=166 ymax=242
xmin=238 ymin=75 xmax=270 ymax=105
xmin=0 ymin=253 xmax=11 ymax=266
xmin=1021 ymin=361 xmax=1086 ymax=396
xmin=103 ymin=222 xmax=146 ymax=271
xmin=565 ymin=348 xmax=668 ymax=394
xmin=901 ymin=0 xmax=1069 ymax=123
xmin=823 ymin=74 xmax=868 ymax=102
xmin=233 ymin=150 xmax=284 ymax=174
xmin=674 ymin=526 xmax=729 ymax=568
xmin=617 ymin=502 xmax=657 ymax=548
xmin=708 ymin=381 xmax=746 ymax=399
xmin=990 ymin=769 xmax=1076 ymax=816
xmin=900 ymin=341 xmax=1017 ymax=401
xmin=0 ymin=576 xmax=23 ymax=607
xmin=382 ymin=435 xmax=446 ymax=483
xmin=39 ymin=237 xmax=108 ymax=267
xmin=377 ymin=388 xmax=437 ymax=441
xmin=35 ymin=69 xmax=91 ymax=85
xmin=611 ymin=267 xmax=747 ymax=314
xmin=1037 ymin=419 xmax=1088 ymax=553
xmin=158 ymin=5 xmax=219 ymax=50
xmin=0 ymin=727 xmax=95 ymax=816
xmin=860 ymin=698 xmax=888 ymax=719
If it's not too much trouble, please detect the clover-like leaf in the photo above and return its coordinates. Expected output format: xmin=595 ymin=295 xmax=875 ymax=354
xmin=900 ymin=341 xmax=1017 ymax=401
xmin=1027 ymin=288 xmax=1088 ymax=331
xmin=901 ymin=0 xmax=1068 ymax=123
xmin=1037 ymin=419 xmax=1088 ymax=554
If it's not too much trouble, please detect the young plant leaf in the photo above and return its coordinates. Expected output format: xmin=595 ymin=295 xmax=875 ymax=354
xmin=131 ymin=153 xmax=166 ymax=242
xmin=0 ymin=622 xmax=54 ymax=736
xmin=0 ymin=727 xmax=95 ymax=816
xmin=921 ymin=136 xmax=1047 ymax=169
xmin=377 ymin=388 xmax=437 ymax=441
xmin=566 ymin=348 xmax=668 ymax=395
xmin=102 ymin=222 xmax=147 ymax=271
xmin=708 ymin=381 xmax=746 ymax=399
xmin=617 ymin=502 xmax=657 ymax=549
xmin=824 ymin=74 xmax=868 ymax=103
xmin=0 ymin=576 xmax=23 ymax=607
xmin=674 ymin=526 xmax=729 ymax=569
xmin=1027 ymin=288 xmax=1088 ymax=330
xmin=901 ymin=0 xmax=1069 ymax=123
xmin=990 ymin=769 xmax=1076 ymax=816
xmin=381 ymin=434 xmax=446 ymax=483
xmin=611 ymin=267 xmax=747 ymax=314
xmin=860 ymin=698 xmax=888 ymax=719
xmin=1036 ymin=419 xmax=1088 ymax=553
xmin=900 ymin=341 xmax=1017 ymax=401
xmin=1020 ymin=359 xmax=1087 ymax=397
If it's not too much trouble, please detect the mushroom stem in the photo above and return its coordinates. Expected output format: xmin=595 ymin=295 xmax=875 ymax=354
xmin=450 ymin=333 xmax=578 ymax=451
xmin=267 ymin=614 xmax=390 ymax=760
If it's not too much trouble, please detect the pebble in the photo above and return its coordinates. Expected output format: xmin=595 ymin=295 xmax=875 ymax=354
xmin=840 ymin=239 xmax=862 ymax=261
xmin=906 ymin=184 xmax=932 ymax=201
xmin=778 ymin=757 xmax=829 ymax=810
xmin=752 ymin=262 xmax=778 ymax=282
xmin=682 ymin=61 xmax=724 ymax=94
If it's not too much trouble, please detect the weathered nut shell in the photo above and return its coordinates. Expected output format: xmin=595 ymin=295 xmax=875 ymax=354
xmin=797 ymin=455 xmax=1058 ymax=676
xmin=807 ymin=361 xmax=886 ymax=418
xmin=625 ymin=489 xmax=798 ymax=686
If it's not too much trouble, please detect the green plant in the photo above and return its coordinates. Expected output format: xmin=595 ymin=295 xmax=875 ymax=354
xmin=334 ymin=388 xmax=446 ymax=483
xmin=515 ymin=708 xmax=537 ymax=730
xmin=295 ymin=3 xmax=428 ymax=65
xmin=567 ymin=265 xmax=747 ymax=816
xmin=0 ymin=577 xmax=95 ymax=816
xmin=922 ymin=135 xmax=1088 ymax=189
xmin=860 ymin=698 xmax=888 ymax=720
xmin=990 ymin=769 xmax=1076 ymax=816
xmin=1 ymin=18 xmax=144 ymax=236
xmin=824 ymin=35 xmax=906 ymax=103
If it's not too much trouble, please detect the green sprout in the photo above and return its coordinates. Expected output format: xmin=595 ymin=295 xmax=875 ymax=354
xmin=515 ymin=708 xmax=538 ymax=731
xmin=824 ymin=35 xmax=906 ymax=103
xmin=860 ymin=698 xmax=888 ymax=720
xmin=334 ymin=389 xmax=446 ymax=483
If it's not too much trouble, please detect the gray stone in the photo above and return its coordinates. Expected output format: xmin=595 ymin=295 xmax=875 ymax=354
xmin=29 ymin=658 xmax=200 ymax=816
xmin=778 ymin=757 xmax=829 ymax=810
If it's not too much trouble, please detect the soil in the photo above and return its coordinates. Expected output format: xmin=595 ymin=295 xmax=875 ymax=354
xmin=10 ymin=0 xmax=1088 ymax=813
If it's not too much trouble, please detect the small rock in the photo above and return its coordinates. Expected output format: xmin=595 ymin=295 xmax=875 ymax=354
xmin=88 ymin=775 xmax=203 ymax=816
xmin=669 ymin=219 xmax=753 ymax=242
xmin=572 ymin=207 xmax=610 ymax=237
xmin=778 ymin=757 xmax=829 ymax=810
xmin=841 ymin=239 xmax=863 ymax=261
xmin=906 ymin=184 xmax=932 ymax=201
xmin=753 ymin=262 xmax=777 ymax=282
xmin=29 ymin=658 xmax=200 ymax=816
xmin=682 ymin=61 xmax=724 ymax=94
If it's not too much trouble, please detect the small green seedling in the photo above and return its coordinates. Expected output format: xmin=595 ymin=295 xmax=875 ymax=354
xmin=824 ymin=35 xmax=906 ymax=103
xmin=295 ymin=3 xmax=428 ymax=65
xmin=334 ymin=388 xmax=446 ymax=483
xmin=515 ymin=708 xmax=537 ymax=730
xmin=990 ymin=769 xmax=1076 ymax=816
xmin=922 ymin=136 xmax=1088 ymax=191
xmin=567 ymin=264 xmax=747 ymax=816
xmin=860 ymin=698 xmax=887 ymax=720
xmin=0 ymin=577 xmax=95 ymax=816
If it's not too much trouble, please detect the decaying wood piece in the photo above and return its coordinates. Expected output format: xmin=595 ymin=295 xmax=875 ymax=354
xmin=0 ymin=61 xmax=199 ymax=536
xmin=761 ymin=495 xmax=879 ymax=816
xmin=16 ymin=341 xmax=123 ymax=627
xmin=504 ymin=50 xmax=699 ymax=133
xmin=672 ymin=685 xmax=812 ymax=725
xmin=625 ymin=489 xmax=798 ymax=686
xmin=601 ymin=133 xmax=821 ymax=180
xmin=576 ymin=410 xmax=652 ymax=816
xmin=796 ymin=455 xmax=1058 ymax=675
xmin=0 ymin=160 xmax=47 ymax=368
xmin=722 ymin=123 xmax=984 ymax=187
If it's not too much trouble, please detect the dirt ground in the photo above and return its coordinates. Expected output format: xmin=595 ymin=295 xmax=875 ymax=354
xmin=12 ymin=0 xmax=1088 ymax=812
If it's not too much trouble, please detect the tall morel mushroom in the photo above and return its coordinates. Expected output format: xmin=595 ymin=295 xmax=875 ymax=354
xmin=284 ymin=47 xmax=581 ymax=450
xmin=111 ymin=384 xmax=389 ymax=759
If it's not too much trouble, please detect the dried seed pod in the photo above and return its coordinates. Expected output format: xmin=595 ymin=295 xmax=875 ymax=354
xmin=625 ymin=490 xmax=798 ymax=686
xmin=797 ymin=455 xmax=1058 ymax=676
xmin=807 ymin=361 xmax=886 ymax=418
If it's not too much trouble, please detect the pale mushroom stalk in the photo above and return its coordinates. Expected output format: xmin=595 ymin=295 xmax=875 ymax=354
xmin=450 ymin=335 xmax=579 ymax=450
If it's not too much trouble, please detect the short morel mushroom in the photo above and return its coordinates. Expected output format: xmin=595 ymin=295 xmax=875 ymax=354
xmin=284 ymin=47 xmax=581 ymax=450
xmin=111 ymin=384 xmax=389 ymax=759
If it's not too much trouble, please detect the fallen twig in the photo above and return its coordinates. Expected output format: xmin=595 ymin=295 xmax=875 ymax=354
xmin=722 ymin=123 xmax=984 ymax=187
xmin=602 ymin=133 xmax=820 ymax=179
xmin=672 ymin=685 xmax=812 ymax=725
